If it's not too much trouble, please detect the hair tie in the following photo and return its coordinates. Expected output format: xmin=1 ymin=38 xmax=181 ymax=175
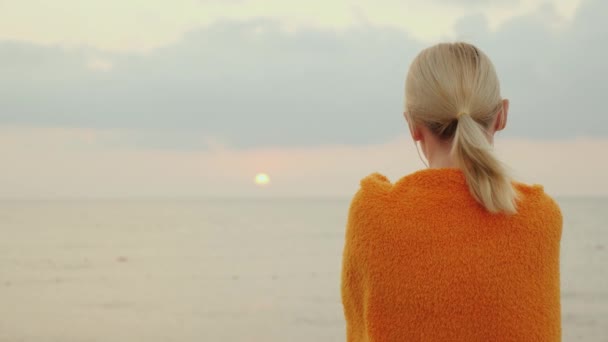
xmin=456 ymin=111 xmax=468 ymax=119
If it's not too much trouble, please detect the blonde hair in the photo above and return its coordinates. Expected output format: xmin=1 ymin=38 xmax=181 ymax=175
xmin=405 ymin=42 xmax=519 ymax=214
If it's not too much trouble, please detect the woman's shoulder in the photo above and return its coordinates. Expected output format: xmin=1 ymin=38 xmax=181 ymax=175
xmin=346 ymin=173 xmax=395 ymax=224
xmin=356 ymin=168 xmax=468 ymax=196
xmin=513 ymin=181 xmax=559 ymax=205
xmin=353 ymin=171 xmax=562 ymax=222
xmin=349 ymin=171 xmax=434 ymax=216
xmin=359 ymin=172 xmax=393 ymax=194
xmin=513 ymin=181 xmax=563 ymax=221
xmin=346 ymin=173 xmax=391 ymax=216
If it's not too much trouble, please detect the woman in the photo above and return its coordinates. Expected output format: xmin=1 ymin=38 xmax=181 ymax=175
xmin=341 ymin=42 xmax=563 ymax=341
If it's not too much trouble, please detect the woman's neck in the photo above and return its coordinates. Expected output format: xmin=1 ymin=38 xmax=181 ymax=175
xmin=428 ymin=156 xmax=459 ymax=169
xmin=425 ymin=142 xmax=459 ymax=169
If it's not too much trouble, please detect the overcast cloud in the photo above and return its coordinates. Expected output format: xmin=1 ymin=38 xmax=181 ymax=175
xmin=0 ymin=0 xmax=605 ymax=150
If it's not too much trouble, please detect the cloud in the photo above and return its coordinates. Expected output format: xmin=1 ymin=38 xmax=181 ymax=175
xmin=0 ymin=0 xmax=572 ymax=51
xmin=86 ymin=58 xmax=113 ymax=72
xmin=455 ymin=0 xmax=608 ymax=137
xmin=0 ymin=22 xmax=422 ymax=148
xmin=435 ymin=0 xmax=519 ymax=6
xmin=0 ymin=0 xmax=606 ymax=151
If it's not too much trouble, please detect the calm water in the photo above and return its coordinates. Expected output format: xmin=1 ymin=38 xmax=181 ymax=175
xmin=0 ymin=198 xmax=606 ymax=341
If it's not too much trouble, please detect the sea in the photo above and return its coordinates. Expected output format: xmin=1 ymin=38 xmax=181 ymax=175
xmin=0 ymin=198 xmax=606 ymax=341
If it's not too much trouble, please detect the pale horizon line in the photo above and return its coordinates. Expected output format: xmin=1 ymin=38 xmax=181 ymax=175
xmin=1 ymin=194 xmax=605 ymax=202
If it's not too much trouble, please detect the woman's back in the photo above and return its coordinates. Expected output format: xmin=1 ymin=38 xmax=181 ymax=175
xmin=341 ymin=168 xmax=562 ymax=341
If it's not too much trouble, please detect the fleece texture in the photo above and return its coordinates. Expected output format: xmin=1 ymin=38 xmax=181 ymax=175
xmin=341 ymin=168 xmax=563 ymax=342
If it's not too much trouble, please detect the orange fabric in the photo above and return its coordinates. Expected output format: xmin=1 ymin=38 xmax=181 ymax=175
xmin=341 ymin=168 xmax=563 ymax=341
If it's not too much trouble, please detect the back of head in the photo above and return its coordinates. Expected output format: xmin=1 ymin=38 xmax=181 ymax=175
xmin=405 ymin=42 xmax=519 ymax=214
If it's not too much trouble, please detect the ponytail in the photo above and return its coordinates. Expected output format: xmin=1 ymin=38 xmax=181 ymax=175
xmin=451 ymin=112 xmax=518 ymax=214
xmin=405 ymin=42 xmax=519 ymax=214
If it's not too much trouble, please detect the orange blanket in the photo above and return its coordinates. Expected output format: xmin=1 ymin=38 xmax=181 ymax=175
xmin=341 ymin=168 xmax=563 ymax=341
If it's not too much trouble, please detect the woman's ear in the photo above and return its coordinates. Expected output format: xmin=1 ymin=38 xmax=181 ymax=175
xmin=495 ymin=99 xmax=509 ymax=132
xmin=404 ymin=111 xmax=423 ymax=141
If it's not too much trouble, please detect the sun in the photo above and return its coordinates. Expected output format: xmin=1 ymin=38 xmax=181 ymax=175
xmin=254 ymin=173 xmax=270 ymax=186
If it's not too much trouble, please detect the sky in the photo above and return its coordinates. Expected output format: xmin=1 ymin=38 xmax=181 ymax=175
xmin=1 ymin=0 xmax=607 ymax=198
